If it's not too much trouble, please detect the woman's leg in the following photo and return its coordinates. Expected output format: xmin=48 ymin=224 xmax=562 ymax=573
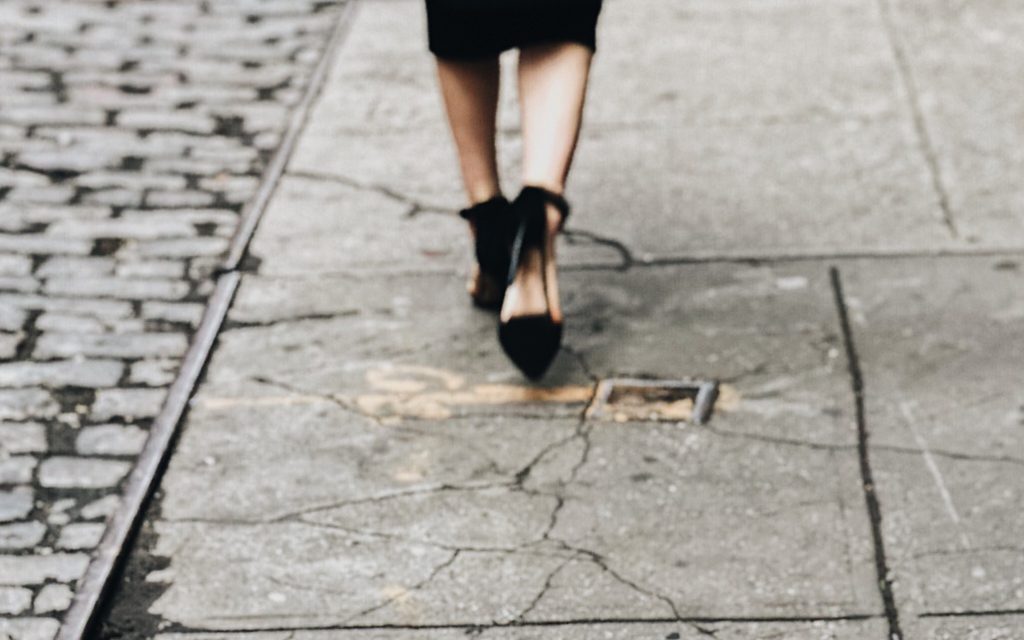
xmin=502 ymin=42 xmax=594 ymax=323
xmin=435 ymin=56 xmax=505 ymax=302
xmin=435 ymin=56 xmax=502 ymax=204
xmin=519 ymin=42 xmax=593 ymax=195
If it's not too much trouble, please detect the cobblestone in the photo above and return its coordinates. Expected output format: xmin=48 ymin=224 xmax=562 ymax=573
xmin=33 ymin=333 xmax=189 ymax=359
xmin=0 ymin=306 xmax=27 ymax=331
xmin=0 ymin=459 xmax=37 ymax=485
xmin=75 ymin=424 xmax=148 ymax=456
xmin=37 ymin=458 xmax=131 ymax=490
xmin=128 ymin=359 xmax=180 ymax=386
xmin=116 ymin=110 xmax=218 ymax=135
xmin=45 ymin=218 xmax=197 ymax=240
xmin=90 ymin=389 xmax=168 ymax=421
xmin=0 ymin=489 xmax=34 ymax=523
xmin=33 ymin=585 xmax=74 ymax=615
xmin=115 ymin=259 xmax=186 ymax=279
xmin=0 ymin=0 xmax=347 ymax=631
xmin=141 ymin=301 xmax=207 ymax=327
xmin=43 ymin=277 xmax=191 ymax=300
xmin=78 ymin=496 xmax=119 ymax=521
xmin=0 ymin=554 xmax=90 ymax=585
xmin=0 ymin=587 xmax=32 ymax=615
xmin=0 ymin=256 xmax=33 ymax=277
xmin=0 ymin=522 xmax=47 ymax=550
xmin=0 ymin=361 xmax=123 ymax=389
xmin=0 ymin=424 xmax=47 ymax=454
xmin=0 ymin=235 xmax=92 ymax=256
xmin=2 ymin=295 xmax=133 ymax=319
xmin=34 ymin=257 xmax=115 ymax=279
xmin=0 ymin=333 xmax=24 ymax=359
xmin=0 ymin=617 xmax=60 ymax=640
xmin=55 ymin=524 xmax=105 ymax=551
xmin=119 ymin=236 xmax=230 ymax=258
xmin=33 ymin=314 xmax=106 ymax=334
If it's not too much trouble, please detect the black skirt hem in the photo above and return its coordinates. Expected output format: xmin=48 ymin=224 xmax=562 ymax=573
xmin=425 ymin=0 xmax=602 ymax=60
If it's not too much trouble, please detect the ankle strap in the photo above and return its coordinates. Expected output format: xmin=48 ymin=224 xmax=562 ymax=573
xmin=518 ymin=186 xmax=570 ymax=227
xmin=458 ymin=195 xmax=508 ymax=221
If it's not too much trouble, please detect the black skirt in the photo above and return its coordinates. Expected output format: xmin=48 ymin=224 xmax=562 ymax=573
xmin=425 ymin=0 xmax=604 ymax=60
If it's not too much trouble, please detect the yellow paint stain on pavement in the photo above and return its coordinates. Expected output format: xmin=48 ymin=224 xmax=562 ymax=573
xmin=195 ymin=364 xmax=594 ymax=423
xmin=716 ymin=384 xmax=740 ymax=412
xmin=355 ymin=382 xmax=593 ymax=421
xmin=197 ymin=395 xmax=330 ymax=410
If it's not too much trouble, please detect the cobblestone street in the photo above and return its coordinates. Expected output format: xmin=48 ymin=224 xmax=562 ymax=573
xmin=1 ymin=1 xmax=346 ymax=636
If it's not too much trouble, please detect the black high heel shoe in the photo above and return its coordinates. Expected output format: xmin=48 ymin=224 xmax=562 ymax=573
xmin=459 ymin=196 xmax=512 ymax=310
xmin=498 ymin=186 xmax=570 ymax=379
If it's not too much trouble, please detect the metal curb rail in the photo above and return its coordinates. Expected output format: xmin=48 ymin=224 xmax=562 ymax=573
xmin=56 ymin=3 xmax=359 ymax=638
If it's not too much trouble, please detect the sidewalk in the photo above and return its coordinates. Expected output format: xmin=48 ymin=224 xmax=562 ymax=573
xmin=103 ymin=0 xmax=1023 ymax=638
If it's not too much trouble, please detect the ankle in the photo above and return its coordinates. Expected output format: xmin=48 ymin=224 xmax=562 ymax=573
xmin=519 ymin=178 xmax=564 ymax=196
xmin=467 ymin=186 xmax=502 ymax=206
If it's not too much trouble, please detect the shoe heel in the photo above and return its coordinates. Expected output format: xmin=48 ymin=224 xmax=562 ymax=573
xmin=471 ymin=271 xmax=505 ymax=310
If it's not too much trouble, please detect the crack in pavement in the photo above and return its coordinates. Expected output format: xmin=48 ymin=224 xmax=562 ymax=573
xmin=541 ymin=537 xmax=721 ymax=637
xmin=267 ymin=482 xmax=519 ymax=524
xmin=513 ymin=555 xmax=575 ymax=623
xmin=874 ymin=0 xmax=959 ymax=238
xmin=344 ymin=549 xmax=463 ymax=624
xmin=562 ymin=227 xmax=636 ymax=271
xmin=288 ymin=169 xmax=453 ymax=217
xmin=292 ymin=519 xmax=572 ymax=559
xmin=704 ymin=424 xmax=1024 ymax=467
xmin=223 ymin=309 xmax=360 ymax=330
xmin=561 ymin=343 xmax=600 ymax=382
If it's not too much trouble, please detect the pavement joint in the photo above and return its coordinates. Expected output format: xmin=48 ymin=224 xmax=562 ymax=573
xmin=918 ymin=609 xmax=1024 ymax=618
xmin=563 ymin=228 xmax=635 ymax=271
xmin=220 ymin=309 xmax=360 ymax=330
xmin=874 ymin=0 xmax=958 ymax=239
xmin=138 ymin=613 xmax=888 ymax=636
xmin=830 ymin=266 xmax=904 ymax=640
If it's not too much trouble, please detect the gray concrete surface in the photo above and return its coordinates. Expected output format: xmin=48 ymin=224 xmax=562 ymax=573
xmin=100 ymin=0 xmax=1023 ymax=638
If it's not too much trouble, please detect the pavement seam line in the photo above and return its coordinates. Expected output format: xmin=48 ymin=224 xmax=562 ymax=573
xmin=151 ymin=613 xmax=885 ymax=636
xmin=54 ymin=3 xmax=360 ymax=638
xmin=874 ymin=0 xmax=958 ymax=238
xmin=829 ymin=266 xmax=904 ymax=640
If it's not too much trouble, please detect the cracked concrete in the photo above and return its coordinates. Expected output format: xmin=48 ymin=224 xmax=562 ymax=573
xmin=102 ymin=0 xmax=1024 ymax=637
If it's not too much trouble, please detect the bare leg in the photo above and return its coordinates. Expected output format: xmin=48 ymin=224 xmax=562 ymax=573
xmin=435 ymin=56 xmax=503 ymax=301
xmin=502 ymin=42 xmax=593 ymax=323
xmin=435 ymin=56 xmax=502 ymax=204
xmin=519 ymin=43 xmax=592 ymax=195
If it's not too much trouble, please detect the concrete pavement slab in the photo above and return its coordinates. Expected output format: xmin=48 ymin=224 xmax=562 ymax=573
xmin=568 ymin=117 xmax=954 ymax=259
xmin=288 ymin=0 xmax=978 ymax=263
xmin=839 ymin=258 xmax=1024 ymax=617
xmin=909 ymin=615 xmax=1024 ymax=639
xmin=289 ymin=0 xmax=463 ymax=211
xmin=885 ymin=0 xmax=1024 ymax=245
xmin=117 ymin=262 xmax=880 ymax=630
xmin=565 ymin=264 xmax=856 ymax=447
xmin=587 ymin=0 xmax=903 ymax=127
